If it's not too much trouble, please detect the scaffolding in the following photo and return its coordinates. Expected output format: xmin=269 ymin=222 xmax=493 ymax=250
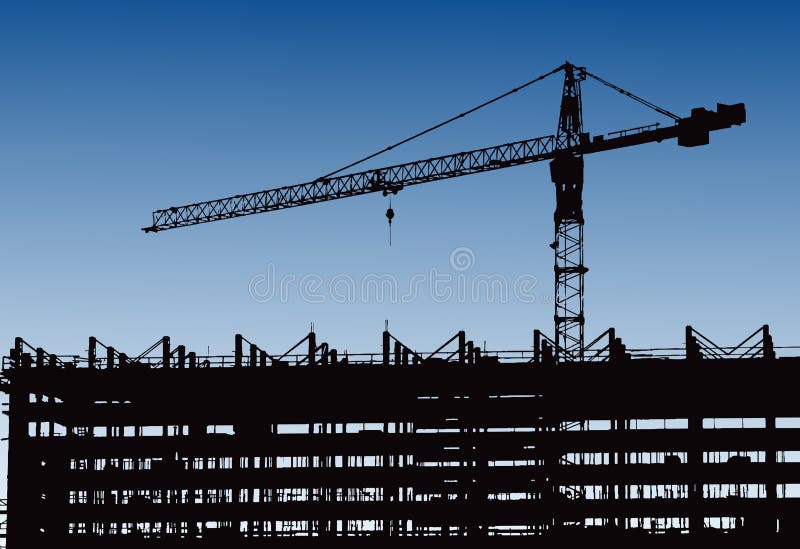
xmin=2 ymin=325 xmax=799 ymax=547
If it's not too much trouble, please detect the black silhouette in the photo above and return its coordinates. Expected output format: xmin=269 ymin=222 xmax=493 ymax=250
xmin=2 ymin=63 xmax=761 ymax=546
xmin=3 ymin=326 xmax=797 ymax=546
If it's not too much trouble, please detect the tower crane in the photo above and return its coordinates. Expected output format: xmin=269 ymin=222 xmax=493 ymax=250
xmin=143 ymin=62 xmax=745 ymax=363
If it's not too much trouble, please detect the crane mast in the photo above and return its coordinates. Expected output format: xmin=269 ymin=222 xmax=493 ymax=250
xmin=143 ymin=63 xmax=746 ymax=363
xmin=551 ymin=64 xmax=587 ymax=362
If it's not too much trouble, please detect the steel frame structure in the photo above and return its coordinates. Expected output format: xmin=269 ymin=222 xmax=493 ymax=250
xmin=3 ymin=325 xmax=799 ymax=547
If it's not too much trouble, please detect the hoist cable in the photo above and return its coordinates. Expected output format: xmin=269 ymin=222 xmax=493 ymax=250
xmin=316 ymin=64 xmax=567 ymax=180
xmin=584 ymin=70 xmax=680 ymax=121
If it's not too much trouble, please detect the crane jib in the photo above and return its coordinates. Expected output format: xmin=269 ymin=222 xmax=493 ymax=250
xmin=143 ymin=103 xmax=744 ymax=234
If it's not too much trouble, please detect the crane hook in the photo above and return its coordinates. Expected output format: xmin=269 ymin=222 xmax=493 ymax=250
xmin=386 ymin=198 xmax=395 ymax=246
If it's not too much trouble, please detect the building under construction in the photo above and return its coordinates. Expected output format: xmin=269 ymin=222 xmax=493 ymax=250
xmin=3 ymin=325 xmax=800 ymax=546
xmin=2 ymin=62 xmax=772 ymax=547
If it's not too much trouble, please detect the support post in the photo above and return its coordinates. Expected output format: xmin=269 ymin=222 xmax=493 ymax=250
xmin=382 ymin=331 xmax=391 ymax=366
xmin=765 ymin=323 xmax=777 ymax=531
xmin=320 ymin=344 xmax=328 ymax=367
xmin=162 ymin=336 xmax=170 ymax=368
xmin=688 ymin=412 xmax=701 ymax=534
xmin=88 ymin=336 xmax=97 ymax=369
xmin=766 ymin=412 xmax=777 ymax=532
xmin=308 ymin=330 xmax=316 ymax=367
xmin=13 ymin=336 xmax=24 ymax=365
xmin=7 ymin=364 xmax=31 ymax=546
xmin=685 ymin=326 xmax=701 ymax=360
xmin=763 ymin=324 xmax=775 ymax=359
xmin=607 ymin=327 xmax=615 ymax=361
xmin=542 ymin=341 xmax=554 ymax=367
xmin=235 ymin=334 xmax=243 ymax=368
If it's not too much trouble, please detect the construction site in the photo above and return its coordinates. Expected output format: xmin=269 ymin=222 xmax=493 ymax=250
xmin=5 ymin=61 xmax=795 ymax=546
xmin=4 ymin=326 xmax=800 ymax=546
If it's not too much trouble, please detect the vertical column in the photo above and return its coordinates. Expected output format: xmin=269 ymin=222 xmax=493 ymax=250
xmin=383 ymin=331 xmax=391 ymax=367
xmin=308 ymin=331 xmax=316 ymax=367
xmin=7 ymin=339 xmax=35 ymax=546
xmin=687 ymin=414 xmax=702 ymax=534
xmin=249 ymin=344 xmax=257 ymax=368
xmin=764 ymin=326 xmax=777 ymax=532
xmin=686 ymin=326 xmax=702 ymax=534
xmin=35 ymin=349 xmax=44 ymax=439
xmin=766 ymin=414 xmax=777 ymax=532
xmin=162 ymin=336 xmax=171 ymax=368
xmin=88 ymin=337 xmax=97 ymax=369
xmin=235 ymin=335 xmax=243 ymax=368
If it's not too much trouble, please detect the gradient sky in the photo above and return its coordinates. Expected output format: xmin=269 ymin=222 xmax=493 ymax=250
xmin=0 ymin=0 xmax=798 ymax=494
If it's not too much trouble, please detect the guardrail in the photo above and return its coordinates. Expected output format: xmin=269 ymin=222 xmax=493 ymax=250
xmin=3 ymin=325 xmax=794 ymax=372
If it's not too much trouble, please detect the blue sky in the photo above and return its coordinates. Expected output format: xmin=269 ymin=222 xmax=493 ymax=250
xmin=1 ymin=0 xmax=797 ymax=352
xmin=0 ymin=1 xmax=798 ymax=492
xmin=3 ymin=0 xmax=797 ymax=357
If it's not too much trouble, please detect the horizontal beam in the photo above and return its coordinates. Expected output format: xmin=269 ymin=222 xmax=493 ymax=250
xmin=21 ymin=428 xmax=800 ymax=459
xmin=53 ymin=497 xmax=800 ymax=523
xmin=54 ymin=462 xmax=800 ymax=491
